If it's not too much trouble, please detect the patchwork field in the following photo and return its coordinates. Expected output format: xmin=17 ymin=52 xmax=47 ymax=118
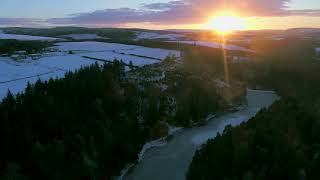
xmin=0 ymin=41 xmax=180 ymax=100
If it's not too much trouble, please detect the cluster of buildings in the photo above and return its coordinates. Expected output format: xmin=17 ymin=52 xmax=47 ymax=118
xmin=227 ymin=55 xmax=249 ymax=63
xmin=0 ymin=47 xmax=57 ymax=61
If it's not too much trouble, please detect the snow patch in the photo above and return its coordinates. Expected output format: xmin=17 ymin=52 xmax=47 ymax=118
xmin=135 ymin=31 xmax=185 ymax=41
xmin=117 ymin=163 xmax=135 ymax=180
xmin=168 ymin=126 xmax=183 ymax=135
xmin=214 ymin=79 xmax=230 ymax=88
xmin=0 ymin=32 xmax=60 ymax=41
xmin=205 ymin=114 xmax=217 ymax=122
xmin=138 ymin=138 xmax=167 ymax=162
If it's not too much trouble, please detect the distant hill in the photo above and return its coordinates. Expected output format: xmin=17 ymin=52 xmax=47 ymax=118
xmin=2 ymin=27 xmax=136 ymax=40
xmin=286 ymin=28 xmax=320 ymax=33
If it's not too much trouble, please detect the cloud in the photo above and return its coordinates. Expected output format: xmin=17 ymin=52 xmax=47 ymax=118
xmin=287 ymin=9 xmax=320 ymax=16
xmin=48 ymin=8 xmax=148 ymax=26
xmin=1 ymin=0 xmax=320 ymax=27
xmin=142 ymin=1 xmax=185 ymax=11
xmin=47 ymin=0 xmax=320 ymax=26
xmin=0 ymin=18 xmax=46 ymax=27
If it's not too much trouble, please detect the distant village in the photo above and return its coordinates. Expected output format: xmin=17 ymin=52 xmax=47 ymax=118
xmin=0 ymin=47 xmax=58 ymax=61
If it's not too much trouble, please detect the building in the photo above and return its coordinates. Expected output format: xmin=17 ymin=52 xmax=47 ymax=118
xmin=29 ymin=54 xmax=42 ymax=60
xmin=315 ymin=48 xmax=320 ymax=56
xmin=228 ymin=55 xmax=249 ymax=63
xmin=15 ymin=50 xmax=28 ymax=55
xmin=11 ymin=54 xmax=27 ymax=61
xmin=44 ymin=47 xmax=57 ymax=52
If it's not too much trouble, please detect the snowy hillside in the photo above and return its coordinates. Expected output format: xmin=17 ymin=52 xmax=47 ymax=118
xmin=135 ymin=31 xmax=185 ymax=41
xmin=0 ymin=41 xmax=180 ymax=100
xmin=0 ymin=30 xmax=60 ymax=41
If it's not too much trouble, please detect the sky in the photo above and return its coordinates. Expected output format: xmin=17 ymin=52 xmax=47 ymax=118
xmin=0 ymin=0 xmax=319 ymax=30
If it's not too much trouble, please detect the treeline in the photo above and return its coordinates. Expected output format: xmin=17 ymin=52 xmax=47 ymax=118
xmin=187 ymin=38 xmax=320 ymax=179
xmin=3 ymin=27 xmax=136 ymax=40
xmin=0 ymin=40 xmax=51 ymax=55
xmin=0 ymin=59 xmax=228 ymax=179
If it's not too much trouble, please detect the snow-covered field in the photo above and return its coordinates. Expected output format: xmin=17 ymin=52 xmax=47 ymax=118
xmin=55 ymin=41 xmax=180 ymax=61
xmin=59 ymin=34 xmax=106 ymax=40
xmin=135 ymin=31 xmax=185 ymax=41
xmin=81 ymin=51 xmax=160 ymax=66
xmin=0 ymin=30 xmax=60 ymax=41
xmin=0 ymin=55 xmax=99 ymax=99
xmin=168 ymin=40 xmax=253 ymax=52
xmin=118 ymin=47 xmax=180 ymax=60
xmin=0 ymin=41 xmax=180 ymax=100
xmin=56 ymin=41 xmax=139 ymax=52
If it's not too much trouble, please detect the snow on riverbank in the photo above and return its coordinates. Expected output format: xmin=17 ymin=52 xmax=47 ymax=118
xmin=168 ymin=125 xmax=183 ymax=135
xmin=247 ymin=88 xmax=278 ymax=93
xmin=116 ymin=124 xmax=183 ymax=180
xmin=138 ymin=138 xmax=168 ymax=162
xmin=138 ymin=124 xmax=183 ymax=162
xmin=168 ymin=40 xmax=253 ymax=52
xmin=124 ymin=90 xmax=279 ymax=180
xmin=191 ymin=115 xmax=247 ymax=145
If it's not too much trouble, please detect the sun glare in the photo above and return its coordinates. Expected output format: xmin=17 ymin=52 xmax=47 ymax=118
xmin=203 ymin=12 xmax=247 ymax=34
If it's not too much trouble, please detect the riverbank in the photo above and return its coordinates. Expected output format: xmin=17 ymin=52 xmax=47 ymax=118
xmin=124 ymin=89 xmax=279 ymax=180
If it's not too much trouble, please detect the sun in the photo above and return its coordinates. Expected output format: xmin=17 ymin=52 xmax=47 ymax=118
xmin=203 ymin=12 xmax=247 ymax=34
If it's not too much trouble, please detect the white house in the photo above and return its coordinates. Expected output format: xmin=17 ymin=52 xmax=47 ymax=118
xmin=11 ymin=54 xmax=27 ymax=61
xmin=228 ymin=55 xmax=249 ymax=63
xmin=15 ymin=50 xmax=27 ymax=55
xmin=315 ymin=48 xmax=320 ymax=56
xmin=29 ymin=54 xmax=41 ymax=60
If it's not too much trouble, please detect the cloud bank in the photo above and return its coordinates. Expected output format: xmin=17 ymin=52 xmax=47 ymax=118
xmin=1 ymin=0 xmax=320 ymax=27
xmin=0 ymin=18 xmax=46 ymax=27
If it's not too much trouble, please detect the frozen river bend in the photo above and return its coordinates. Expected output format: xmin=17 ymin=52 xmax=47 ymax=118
xmin=124 ymin=89 xmax=279 ymax=180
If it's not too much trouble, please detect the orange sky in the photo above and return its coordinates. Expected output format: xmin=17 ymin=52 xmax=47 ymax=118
xmin=121 ymin=15 xmax=320 ymax=30
xmin=1 ymin=0 xmax=320 ymax=30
